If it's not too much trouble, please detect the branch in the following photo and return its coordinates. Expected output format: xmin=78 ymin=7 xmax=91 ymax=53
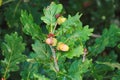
xmin=91 ymin=34 xmax=101 ymax=38
xmin=49 ymin=45 xmax=59 ymax=72
xmin=82 ymin=48 xmax=88 ymax=62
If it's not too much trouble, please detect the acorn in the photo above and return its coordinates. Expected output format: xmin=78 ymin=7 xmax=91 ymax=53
xmin=57 ymin=42 xmax=69 ymax=51
xmin=46 ymin=38 xmax=53 ymax=45
xmin=1 ymin=78 xmax=5 ymax=80
xmin=57 ymin=16 xmax=66 ymax=25
xmin=52 ymin=38 xmax=57 ymax=46
xmin=45 ymin=37 xmax=57 ymax=46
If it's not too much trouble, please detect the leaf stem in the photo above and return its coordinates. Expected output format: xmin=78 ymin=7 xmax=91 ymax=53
xmin=26 ymin=72 xmax=30 ymax=80
xmin=3 ymin=50 xmax=12 ymax=79
xmin=58 ymin=72 xmax=72 ymax=79
xmin=64 ymin=35 xmax=75 ymax=43
xmin=13 ymin=0 xmax=22 ymax=17
xmin=50 ymin=24 xmax=53 ymax=33
xmin=52 ymin=23 xmax=57 ymax=34
xmin=49 ymin=45 xmax=59 ymax=72
xmin=82 ymin=52 xmax=87 ymax=62
xmin=2 ymin=0 xmax=15 ymax=5
xmin=91 ymin=34 xmax=101 ymax=38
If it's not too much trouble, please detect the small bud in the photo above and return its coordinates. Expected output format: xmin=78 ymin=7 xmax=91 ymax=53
xmin=82 ymin=48 xmax=88 ymax=62
xmin=83 ymin=1 xmax=91 ymax=8
xmin=47 ymin=33 xmax=55 ymax=38
xmin=84 ymin=48 xmax=87 ymax=53
xmin=55 ymin=14 xmax=61 ymax=19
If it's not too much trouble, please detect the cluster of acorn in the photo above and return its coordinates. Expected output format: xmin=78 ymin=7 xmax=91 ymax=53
xmin=45 ymin=14 xmax=69 ymax=51
xmin=45 ymin=33 xmax=69 ymax=51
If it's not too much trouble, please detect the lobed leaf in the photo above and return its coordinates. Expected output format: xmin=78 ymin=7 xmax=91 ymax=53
xmin=21 ymin=62 xmax=39 ymax=80
xmin=68 ymin=59 xmax=92 ymax=80
xmin=89 ymin=24 xmax=120 ymax=55
xmin=64 ymin=46 xmax=84 ymax=59
xmin=96 ymin=61 xmax=120 ymax=70
xmin=31 ymin=40 xmax=50 ymax=61
xmin=20 ymin=10 xmax=43 ymax=40
xmin=56 ymin=13 xmax=93 ymax=48
xmin=1 ymin=32 xmax=26 ymax=79
xmin=33 ymin=73 xmax=50 ymax=80
xmin=41 ymin=2 xmax=63 ymax=26
xmin=56 ymin=13 xmax=82 ymax=36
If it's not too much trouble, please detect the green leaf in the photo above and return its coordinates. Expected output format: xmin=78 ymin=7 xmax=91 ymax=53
xmin=68 ymin=59 xmax=92 ymax=80
xmin=0 ymin=0 xmax=2 ymax=6
xmin=80 ymin=25 xmax=93 ymax=41
xmin=56 ymin=13 xmax=93 ymax=48
xmin=41 ymin=2 xmax=63 ymax=26
xmin=20 ymin=10 xmax=43 ymax=40
xmin=89 ymin=24 xmax=120 ymax=55
xmin=65 ymin=25 xmax=93 ymax=43
xmin=31 ymin=40 xmax=50 ymax=61
xmin=96 ymin=61 xmax=120 ymax=70
xmin=64 ymin=46 xmax=84 ymax=59
xmin=107 ymin=24 xmax=120 ymax=47
xmin=118 ymin=44 xmax=120 ymax=48
xmin=97 ymin=51 xmax=117 ymax=62
xmin=21 ymin=62 xmax=39 ymax=80
xmin=112 ymin=70 xmax=120 ymax=80
xmin=62 ymin=13 xmax=82 ymax=30
xmin=33 ymin=73 xmax=50 ymax=80
xmin=1 ymin=32 xmax=26 ymax=79
xmin=56 ymin=13 xmax=82 ymax=36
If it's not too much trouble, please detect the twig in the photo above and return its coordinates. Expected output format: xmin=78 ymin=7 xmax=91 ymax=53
xmin=2 ymin=0 xmax=15 ymax=5
xmin=91 ymin=34 xmax=101 ymax=38
xmin=82 ymin=48 xmax=88 ymax=62
xmin=13 ymin=0 xmax=22 ymax=17
xmin=49 ymin=45 xmax=59 ymax=72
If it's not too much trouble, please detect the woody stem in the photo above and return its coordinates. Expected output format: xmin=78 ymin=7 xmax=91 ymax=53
xmin=49 ymin=45 xmax=59 ymax=72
